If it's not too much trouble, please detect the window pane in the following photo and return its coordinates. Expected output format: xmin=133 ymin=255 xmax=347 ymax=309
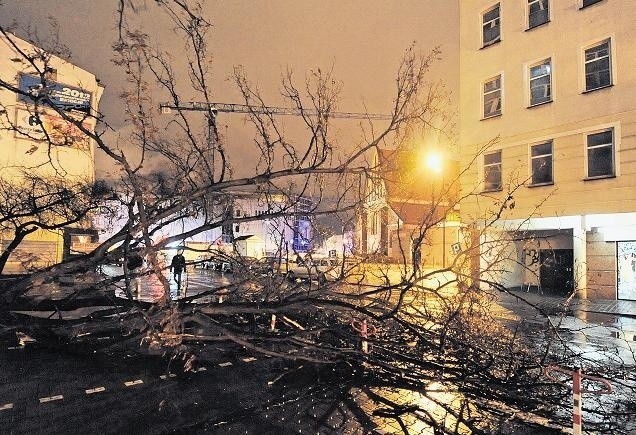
xmin=485 ymin=166 xmax=502 ymax=190
xmin=588 ymin=146 xmax=613 ymax=177
xmin=484 ymin=76 xmax=501 ymax=92
xmin=531 ymin=141 xmax=552 ymax=157
xmin=587 ymin=130 xmax=614 ymax=177
xmin=582 ymin=0 xmax=603 ymax=7
xmin=585 ymin=42 xmax=611 ymax=90
xmin=530 ymin=63 xmax=550 ymax=78
xmin=484 ymin=150 xmax=502 ymax=190
xmin=530 ymin=60 xmax=551 ymax=105
xmin=588 ymin=130 xmax=612 ymax=147
xmin=484 ymin=150 xmax=501 ymax=165
xmin=484 ymin=94 xmax=501 ymax=117
xmin=528 ymin=0 xmax=549 ymax=28
xmin=532 ymin=156 xmax=552 ymax=184
xmin=483 ymin=76 xmax=502 ymax=118
xmin=482 ymin=4 xmax=500 ymax=46
xmin=484 ymin=5 xmax=500 ymax=22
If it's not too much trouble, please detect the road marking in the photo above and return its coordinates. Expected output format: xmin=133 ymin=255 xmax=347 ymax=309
xmin=39 ymin=395 xmax=63 ymax=403
xmin=7 ymin=347 xmax=20 ymax=350
xmin=160 ymin=374 xmax=177 ymax=380
xmin=124 ymin=379 xmax=144 ymax=387
xmin=0 ymin=403 xmax=13 ymax=411
xmin=218 ymin=362 xmax=233 ymax=367
xmin=85 ymin=387 xmax=106 ymax=394
xmin=242 ymin=357 xmax=257 ymax=363
xmin=194 ymin=367 xmax=207 ymax=372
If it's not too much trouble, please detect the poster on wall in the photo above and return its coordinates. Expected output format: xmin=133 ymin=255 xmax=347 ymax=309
xmin=617 ymin=241 xmax=636 ymax=301
xmin=18 ymin=74 xmax=92 ymax=113
xmin=14 ymin=108 xmax=91 ymax=150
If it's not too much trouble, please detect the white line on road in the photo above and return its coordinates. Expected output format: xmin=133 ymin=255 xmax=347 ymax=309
xmin=7 ymin=347 xmax=20 ymax=350
xmin=160 ymin=374 xmax=177 ymax=379
xmin=194 ymin=367 xmax=207 ymax=372
xmin=85 ymin=387 xmax=106 ymax=394
xmin=39 ymin=395 xmax=63 ymax=403
xmin=124 ymin=379 xmax=144 ymax=387
xmin=218 ymin=362 xmax=233 ymax=367
xmin=241 ymin=357 xmax=257 ymax=363
xmin=0 ymin=403 xmax=13 ymax=411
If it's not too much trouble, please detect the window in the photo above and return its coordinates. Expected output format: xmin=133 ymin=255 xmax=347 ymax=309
xmin=585 ymin=40 xmax=611 ymax=91
xmin=528 ymin=0 xmax=549 ymax=28
xmin=586 ymin=129 xmax=614 ymax=178
xmin=530 ymin=141 xmax=553 ymax=185
xmin=483 ymin=75 xmax=502 ymax=118
xmin=581 ymin=0 xmax=603 ymax=8
xmin=482 ymin=4 xmax=501 ymax=47
xmin=483 ymin=150 xmax=502 ymax=191
xmin=529 ymin=58 xmax=552 ymax=106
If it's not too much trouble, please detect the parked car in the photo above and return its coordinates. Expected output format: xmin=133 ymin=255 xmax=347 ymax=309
xmin=286 ymin=257 xmax=342 ymax=283
xmin=252 ymin=256 xmax=289 ymax=276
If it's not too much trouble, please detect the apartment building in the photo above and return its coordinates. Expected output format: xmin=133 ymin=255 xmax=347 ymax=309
xmin=0 ymin=32 xmax=103 ymax=273
xmin=459 ymin=0 xmax=636 ymax=300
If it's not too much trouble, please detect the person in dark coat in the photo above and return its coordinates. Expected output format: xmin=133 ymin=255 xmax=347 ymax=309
xmin=170 ymin=251 xmax=187 ymax=289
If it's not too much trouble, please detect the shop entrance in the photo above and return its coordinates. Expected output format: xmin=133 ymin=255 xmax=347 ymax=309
xmin=539 ymin=249 xmax=574 ymax=296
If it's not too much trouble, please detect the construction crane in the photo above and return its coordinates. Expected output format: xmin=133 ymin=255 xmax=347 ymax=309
xmin=159 ymin=101 xmax=392 ymax=120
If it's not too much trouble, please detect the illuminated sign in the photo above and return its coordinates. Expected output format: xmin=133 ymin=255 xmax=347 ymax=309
xmin=18 ymin=74 xmax=92 ymax=113
xmin=15 ymin=108 xmax=91 ymax=149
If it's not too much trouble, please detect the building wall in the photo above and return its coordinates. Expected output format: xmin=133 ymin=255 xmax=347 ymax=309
xmin=460 ymin=0 xmax=636 ymax=219
xmin=0 ymin=33 xmax=103 ymax=273
xmin=459 ymin=1 xmax=636 ymax=298
xmin=586 ymin=230 xmax=617 ymax=299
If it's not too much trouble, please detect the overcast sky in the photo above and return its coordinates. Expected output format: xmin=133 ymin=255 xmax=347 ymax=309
xmin=0 ymin=1 xmax=459 ymax=177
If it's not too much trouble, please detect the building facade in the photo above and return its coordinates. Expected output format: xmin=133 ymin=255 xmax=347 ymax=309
xmin=459 ymin=0 xmax=636 ymax=300
xmin=0 ymin=32 xmax=103 ymax=273
xmin=359 ymin=148 xmax=461 ymax=267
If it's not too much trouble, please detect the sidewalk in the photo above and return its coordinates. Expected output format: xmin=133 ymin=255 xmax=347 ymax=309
xmin=498 ymin=289 xmax=636 ymax=319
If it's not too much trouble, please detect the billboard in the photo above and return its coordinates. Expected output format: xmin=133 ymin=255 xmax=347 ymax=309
xmin=18 ymin=74 xmax=92 ymax=113
xmin=15 ymin=108 xmax=91 ymax=149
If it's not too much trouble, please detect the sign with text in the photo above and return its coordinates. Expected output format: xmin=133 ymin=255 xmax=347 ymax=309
xmin=15 ymin=108 xmax=91 ymax=149
xmin=18 ymin=74 xmax=92 ymax=113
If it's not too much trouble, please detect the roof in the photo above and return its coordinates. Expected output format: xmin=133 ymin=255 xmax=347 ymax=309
xmin=388 ymin=201 xmax=446 ymax=226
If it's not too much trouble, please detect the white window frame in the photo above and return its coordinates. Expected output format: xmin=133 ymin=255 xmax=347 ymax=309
xmin=582 ymin=38 xmax=613 ymax=92
xmin=585 ymin=128 xmax=615 ymax=179
xmin=527 ymin=0 xmax=550 ymax=29
xmin=527 ymin=57 xmax=553 ymax=107
xmin=481 ymin=3 xmax=501 ymax=48
xmin=483 ymin=150 xmax=503 ymax=192
xmin=529 ymin=140 xmax=553 ymax=186
xmin=482 ymin=74 xmax=503 ymax=119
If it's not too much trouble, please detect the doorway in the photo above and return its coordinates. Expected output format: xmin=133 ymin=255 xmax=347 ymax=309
xmin=539 ymin=249 xmax=574 ymax=296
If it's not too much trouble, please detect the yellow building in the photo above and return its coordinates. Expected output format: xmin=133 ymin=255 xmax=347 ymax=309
xmin=459 ymin=0 xmax=636 ymax=300
xmin=0 ymin=32 xmax=103 ymax=273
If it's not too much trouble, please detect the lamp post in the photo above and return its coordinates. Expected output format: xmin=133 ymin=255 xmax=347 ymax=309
xmin=425 ymin=151 xmax=445 ymax=268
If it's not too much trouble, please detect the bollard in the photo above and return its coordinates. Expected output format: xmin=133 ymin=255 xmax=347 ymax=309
xmin=270 ymin=314 xmax=277 ymax=331
xmin=351 ymin=318 xmax=377 ymax=354
xmin=544 ymin=366 xmax=612 ymax=435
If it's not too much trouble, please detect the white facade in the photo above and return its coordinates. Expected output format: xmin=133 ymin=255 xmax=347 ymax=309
xmin=459 ymin=0 xmax=636 ymax=300
xmin=0 ymin=32 xmax=103 ymax=272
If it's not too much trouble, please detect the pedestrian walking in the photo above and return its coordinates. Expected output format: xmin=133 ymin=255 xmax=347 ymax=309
xmin=170 ymin=250 xmax=187 ymax=289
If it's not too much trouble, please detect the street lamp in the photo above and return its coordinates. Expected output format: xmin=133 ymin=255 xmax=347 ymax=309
xmin=425 ymin=151 xmax=446 ymax=268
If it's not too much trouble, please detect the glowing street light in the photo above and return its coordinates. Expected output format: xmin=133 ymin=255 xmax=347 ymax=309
xmin=425 ymin=151 xmax=443 ymax=174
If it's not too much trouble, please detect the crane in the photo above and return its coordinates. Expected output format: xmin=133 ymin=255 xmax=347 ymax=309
xmin=159 ymin=101 xmax=392 ymax=120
